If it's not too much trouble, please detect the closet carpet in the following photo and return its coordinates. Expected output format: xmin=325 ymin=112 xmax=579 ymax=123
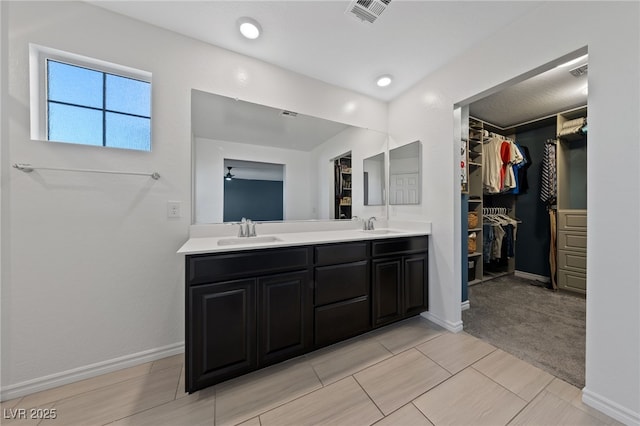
xmin=462 ymin=275 xmax=586 ymax=388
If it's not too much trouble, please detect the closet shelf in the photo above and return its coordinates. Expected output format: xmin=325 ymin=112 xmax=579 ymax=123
xmin=469 ymin=161 xmax=482 ymax=168
xmin=468 ymin=227 xmax=482 ymax=232
xmin=468 ymin=252 xmax=482 ymax=258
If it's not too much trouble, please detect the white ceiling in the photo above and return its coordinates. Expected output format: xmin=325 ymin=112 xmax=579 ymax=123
xmin=90 ymin=1 xmax=587 ymax=132
xmin=88 ymin=1 xmax=541 ymax=102
xmin=469 ymin=55 xmax=588 ymax=128
xmin=192 ymin=89 xmax=351 ymax=150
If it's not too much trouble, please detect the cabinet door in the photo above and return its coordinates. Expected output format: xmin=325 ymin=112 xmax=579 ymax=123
xmin=257 ymin=270 xmax=312 ymax=366
xmin=404 ymin=253 xmax=428 ymax=316
xmin=372 ymin=258 xmax=403 ymax=326
xmin=187 ymin=279 xmax=256 ymax=393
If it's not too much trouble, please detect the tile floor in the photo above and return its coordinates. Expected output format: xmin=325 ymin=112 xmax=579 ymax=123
xmin=1 ymin=317 xmax=621 ymax=426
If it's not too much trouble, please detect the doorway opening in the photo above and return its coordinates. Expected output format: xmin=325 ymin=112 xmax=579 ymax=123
xmin=457 ymin=47 xmax=588 ymax=388
xmin=331 ymin=152 xmax=352 ymax=219
xmin=223 ymin=159 xmax=285 ymax=222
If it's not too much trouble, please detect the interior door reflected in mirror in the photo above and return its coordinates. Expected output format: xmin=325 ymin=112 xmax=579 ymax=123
xmin=363 ymin=153 xmax=385 ymax=206
xmin=389 ymin=141 xmax=421 ymax=205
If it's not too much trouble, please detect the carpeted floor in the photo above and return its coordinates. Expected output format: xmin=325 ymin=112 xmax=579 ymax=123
xmin=462 ymin=274 xmax=586 ymax=388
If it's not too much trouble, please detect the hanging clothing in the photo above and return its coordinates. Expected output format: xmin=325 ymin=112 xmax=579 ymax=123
xmin=483 ymin=136 xmax=504 ymax=194
xmin=540 ymin=140 xmax=557 ymax=205
xmin=513 ymin=144 xmax=531 ymax=194
xmin=484 ymin=135 xmax=525 ymax=194
xmin=549 ymin=209 xmax=558 ymax=290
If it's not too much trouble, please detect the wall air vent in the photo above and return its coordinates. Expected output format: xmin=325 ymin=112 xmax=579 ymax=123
xmin=345 ymin=0 xmax=391 ymax=24
xmin=569 ymin=64 xmax=588 ymax=77
xmin=281 ymin=110 xmax=298 ymax=117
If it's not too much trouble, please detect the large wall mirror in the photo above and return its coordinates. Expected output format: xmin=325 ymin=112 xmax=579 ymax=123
xmin=192 ymin=90 xmax=388 ymax=223
xmin=389 ymin=140 xmax=421 ymax=205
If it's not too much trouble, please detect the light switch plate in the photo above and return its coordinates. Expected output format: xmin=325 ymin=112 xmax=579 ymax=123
xmin=167 ymin=201 xmax=181 ymax=218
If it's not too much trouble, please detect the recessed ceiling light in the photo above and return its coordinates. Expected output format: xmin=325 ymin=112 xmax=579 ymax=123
xmin=238 ymin=17 xmax=262 ymax=40
xmin=376 ymin=75 xmax=392 ymax=87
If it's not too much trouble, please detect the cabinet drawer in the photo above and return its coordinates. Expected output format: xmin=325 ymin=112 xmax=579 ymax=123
xmin=558 ymin=210 xmax=587 ymax=231
xmin=557 ymin=250 xmax=586 ymax=273
xmin=558 ymin=269 xmax=586 ymax=293
xmin=315 ymin=296 xmax=370 ymax=347
xmin=371 ymin=236 xmax=428 ymax=257
xmin=315 ymin=242 xmax=368 ymax=266
xmin=187 ymin=247 xmax=312 ymax=285
xmin=315 ymin=261 xmax=369 ymax=306
xmin=558 ymin=231 xmax=586 ymax=252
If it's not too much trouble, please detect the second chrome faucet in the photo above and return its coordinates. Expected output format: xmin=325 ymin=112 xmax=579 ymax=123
xmin=238 ymin=218 xmax=257 ymax=237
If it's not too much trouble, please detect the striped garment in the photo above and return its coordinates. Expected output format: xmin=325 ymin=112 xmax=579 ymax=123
xmin=540 ymin=141 xmax=557 ymax=205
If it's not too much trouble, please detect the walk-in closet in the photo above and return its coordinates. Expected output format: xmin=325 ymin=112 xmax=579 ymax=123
xmin=460 ymin=50 xmax=588 ymax=388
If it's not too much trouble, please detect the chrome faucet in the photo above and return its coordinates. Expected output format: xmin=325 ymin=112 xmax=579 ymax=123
xmin=365 ymin=217 xmax=376 ymax=230
xmin=238 ymin=218 xmax=257 ymax=237
xmin=238 ymin=218 xmax=247 ymax=237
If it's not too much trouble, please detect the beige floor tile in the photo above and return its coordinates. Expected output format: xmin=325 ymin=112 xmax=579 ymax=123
xmin=110 ymin=387 xmax=214 ymax=426
xmin=260 ymin=377 xmax=383 ymax=426
xmin=372 ymin=318 xmax=443 ymax=354
xmin=354 ymin=348 xmax=450 ymax=415
xmin=509 ymin=390 xmax=606 ymax=425
xmin=45 ymin=365 xmax=181 ymax=426
xmin=414 ymin=367 xmax=527 ymax=426
xmin=237 ymin=417 xmax=261 ymax=426
xmin=544 ymin=378 xmax=622 ymax=425
xmin=214 ymin=358 xmax=322 ymax=426
xmin=472 ymin=349 xmax=554 ymax=402
xmin=17 ymin=362 xmax=154 ymax=409
xmin=374 ymin=403 xmax=434 ymax=426
xmin=175 ymin=366 xmax=188 ymax=400
xmin=150 ymin=353 xmax=184 ymax=373
xmin=0 ymin=397 xmax=23 ymax=410
xmin=308 ymin=338 xmax=392 ymax=385
xmin=416 ymin=332 xmax=496 ymax=374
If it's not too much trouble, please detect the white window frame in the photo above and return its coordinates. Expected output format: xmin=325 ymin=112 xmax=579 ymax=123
xmin=29 ymin=43 xmax=152 ymax=149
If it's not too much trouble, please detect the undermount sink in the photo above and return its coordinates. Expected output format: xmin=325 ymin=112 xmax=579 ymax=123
xmin=360 ymin=229 xmax=401 ymax=235
xmin=217 ymin=236 xmax=282 ymax=246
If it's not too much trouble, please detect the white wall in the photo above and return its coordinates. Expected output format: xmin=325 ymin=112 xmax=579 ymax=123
xmin=1 ymin=1 xmax=387 ymax=398
xmin=388 ymin=2 xmax=639 ymax=423
xmin=194 ymin=138 xmax=313 ymax=223
xmin=312 ymin=126 xmax=388 ymax=221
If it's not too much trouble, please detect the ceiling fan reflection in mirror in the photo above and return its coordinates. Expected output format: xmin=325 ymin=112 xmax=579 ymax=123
xmin=224 ymin=167 xmax=234 ymax=181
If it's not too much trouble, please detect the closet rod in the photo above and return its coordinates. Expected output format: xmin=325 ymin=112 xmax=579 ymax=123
xmin=12 ymin=163 xmax=161 ymax=180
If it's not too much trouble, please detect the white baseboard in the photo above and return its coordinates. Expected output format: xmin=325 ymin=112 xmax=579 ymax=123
xmin=461 ymin=300 xmax=470 ymax=311
xmin=582 ymin=388 xmax=640 ymax=426
xmin=1 ymin=342 xmax=184 ymax=402
xmin=420 ymin=311 xmax=463 ymax=333
xmin=515 ymin=270 xmax=550 ymax=282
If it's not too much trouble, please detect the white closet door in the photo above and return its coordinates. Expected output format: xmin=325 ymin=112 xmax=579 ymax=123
xmin=390 ymin=173 xmax=419 ymax=204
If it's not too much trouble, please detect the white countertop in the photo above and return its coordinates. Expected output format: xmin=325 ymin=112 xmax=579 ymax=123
xmin=178 ymin=220 xmax=431 ymax=255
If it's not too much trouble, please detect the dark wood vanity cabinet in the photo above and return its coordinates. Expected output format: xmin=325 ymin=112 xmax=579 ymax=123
xmin=314 ymin=242 xmax=370 ymax=347
xmin=186 ymin=246 xmax=313 ymax=393
xmin=185 ymin=235 xmax=428 ymax=393
xmin=188 ymin=279 xmax=257 ymax=391
xmin=257 ymin=270 xmax=313 ymax=366
xmin=372 ymin=237 xmax=429 ymax=326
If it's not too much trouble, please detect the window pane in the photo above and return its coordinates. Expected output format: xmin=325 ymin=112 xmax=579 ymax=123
xmin=106 ymin=74 xmax=150 ymax=117
xmin=106 ymin=112 xmax=151 ymax=151
xmin=48 ymin=103 xmax=103 ymax=146
xmin=47 ymin=60 xmax=103 ymax=108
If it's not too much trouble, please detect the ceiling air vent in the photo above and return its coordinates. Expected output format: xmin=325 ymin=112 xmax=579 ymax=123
xmin=569 ymin=64 xmax=588 ymax=77
xmin=281 ymin=110 xmax=298 ymax=117
xmin=345 ymin=0 xmax=391 ymax=24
